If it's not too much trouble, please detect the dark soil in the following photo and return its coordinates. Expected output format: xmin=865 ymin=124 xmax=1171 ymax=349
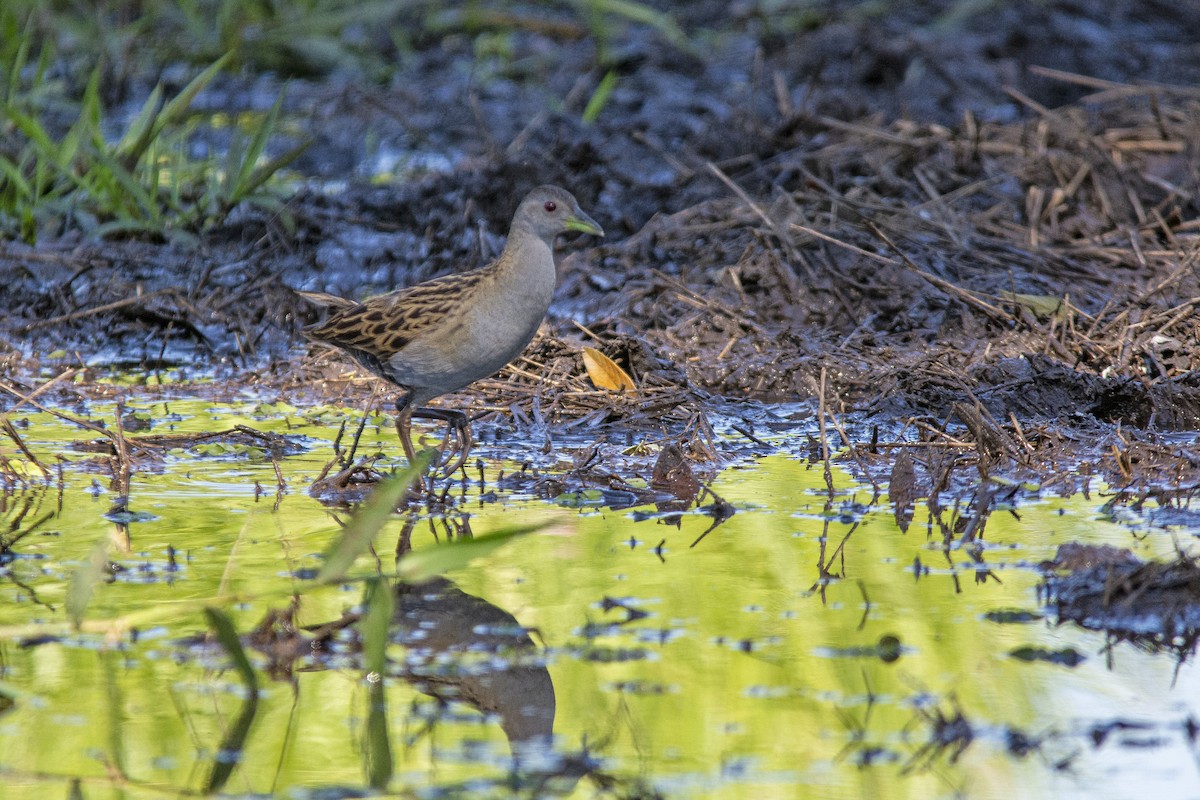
xmin=4 ymin=0 xmax=1200 ymax=495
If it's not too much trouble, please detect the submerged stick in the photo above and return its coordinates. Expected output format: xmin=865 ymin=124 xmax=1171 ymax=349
xmin=818 ymin=367 xmax=833 ymax=496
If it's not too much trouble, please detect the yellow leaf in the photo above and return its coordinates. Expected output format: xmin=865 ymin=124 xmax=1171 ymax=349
xmin=582 ymin=346 xmax=636 ymax=393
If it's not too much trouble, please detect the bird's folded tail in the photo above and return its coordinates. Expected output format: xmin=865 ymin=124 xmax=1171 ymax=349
xmin=296 ymin=290 xmax=361 ymax=337
xmin=295 ymin=290 xmax=360 ymax=311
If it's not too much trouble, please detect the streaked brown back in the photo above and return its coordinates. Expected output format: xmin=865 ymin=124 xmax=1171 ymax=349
xmin=304 ymin=269 xmax=488 ymax=359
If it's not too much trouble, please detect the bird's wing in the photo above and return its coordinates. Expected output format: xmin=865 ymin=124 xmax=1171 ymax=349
xmin=303 ymin=270 xmax=488 ymax=359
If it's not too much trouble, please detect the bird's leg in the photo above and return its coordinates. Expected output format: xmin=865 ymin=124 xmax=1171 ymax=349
xmin=411 ymin=407 xmax=473 ymax=478
xmin=394 ymin=394 xmax=424 ymax=490
xmin=443 ymin=412 xmax=474 ymax=477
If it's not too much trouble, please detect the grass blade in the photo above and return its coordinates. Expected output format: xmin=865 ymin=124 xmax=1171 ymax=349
xmin=229 ymin=135 xmax=310 ymax=206
xmin=316 ymin=452 xmax=432 ymax=584
xmin=88 ymin=146 xmax=161 ymax=223
xmin=115 ymin=84 xmax=164 ymax=167
xmin=230 ymin=93 xmax=284 ymax=199
xmin=116 ymin=51 xmax=234 ymax=170
xmin=203 ymin=607 xmax=258 ymax=692
xmin=0 ymin=156 xmax=33 ymax=198
xmin=202 ymin=608 xmax=260 ymax=794
xmin=586 ymin=0 xmax=695 ymax=55
xmin=66 ymin=536 xmax=111 ymax=629
xmin=582 ymin=70 xmax=618 ymax=124
xmin=361 ymin=577 xmax=393 ymax=789
xmin=395 ymin=523 xmax=549 ymax=583
xmin=6 ymin=108 xmax=56 ymax=156
xmin=364 ymin=678 xmax=392 ymax=789
xmin=3 ymin=12 xmax=34 ymax=105
xmin=156 ymin=51 xmax=233 ymax=131
xmin=361 ymin=577 xmax=393 ymax=676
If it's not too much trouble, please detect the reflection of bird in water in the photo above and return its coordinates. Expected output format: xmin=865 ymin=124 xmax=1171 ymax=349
xmin=392 ymin=575 xmax=556 ymax=750
xmin=252 ymin=574 xmax=556 ymax=755
xmin=247 ymin=566 xmax=603 ymax=791
xmin=299 ymin=185 xmax=603 ymax=480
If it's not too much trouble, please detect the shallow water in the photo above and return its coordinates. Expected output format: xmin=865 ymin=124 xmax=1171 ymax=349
xmin=0 ymin=397 xmax=1198 ymax=799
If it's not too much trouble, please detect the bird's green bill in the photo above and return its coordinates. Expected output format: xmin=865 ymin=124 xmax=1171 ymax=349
xmin=565 ymin=210 xmax=604 ymax=237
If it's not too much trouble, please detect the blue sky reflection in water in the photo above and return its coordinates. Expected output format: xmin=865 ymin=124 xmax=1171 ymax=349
xmin=0 ymin=400 xmax=1197 ymax=799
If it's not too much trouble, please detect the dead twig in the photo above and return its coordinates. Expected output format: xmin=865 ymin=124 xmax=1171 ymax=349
xmin=16 ymin=289 xmax=178 ymax=333
xmin=0 ymin=418 xmax=51 ymax=478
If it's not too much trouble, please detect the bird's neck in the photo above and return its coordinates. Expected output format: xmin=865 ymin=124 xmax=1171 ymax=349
xmin=494 ymin=226 xmax=557 ymax=288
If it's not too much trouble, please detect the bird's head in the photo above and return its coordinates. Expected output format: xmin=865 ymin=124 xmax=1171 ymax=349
xmin=515 ymin=185 xmax=604 ymax=241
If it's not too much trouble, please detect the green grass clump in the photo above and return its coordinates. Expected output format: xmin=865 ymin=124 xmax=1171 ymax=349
xmin=0 ymin=0 xmax=698 ymax=241
xmin=0 ymin=10 xmax=308 ymax=244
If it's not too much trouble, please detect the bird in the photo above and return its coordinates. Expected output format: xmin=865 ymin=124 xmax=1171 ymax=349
xmin=299 ymin=185 xmax=604 ymax=480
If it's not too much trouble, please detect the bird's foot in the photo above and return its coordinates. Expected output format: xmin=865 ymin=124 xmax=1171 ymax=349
xmin=412 ymin=408 xmax=474 ymax=479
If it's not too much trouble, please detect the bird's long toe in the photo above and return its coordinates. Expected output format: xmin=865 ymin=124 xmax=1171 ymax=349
xmin=435 ymin=416 xmax=473 ymax=478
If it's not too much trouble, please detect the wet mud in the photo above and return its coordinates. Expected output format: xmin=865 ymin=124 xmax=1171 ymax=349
xmin=4 ymin=4 xmax=1199 ymax=456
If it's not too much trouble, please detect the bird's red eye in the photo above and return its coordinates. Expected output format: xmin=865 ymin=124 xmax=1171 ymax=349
xmin=543 ymin=201 xmax=557 ymax=212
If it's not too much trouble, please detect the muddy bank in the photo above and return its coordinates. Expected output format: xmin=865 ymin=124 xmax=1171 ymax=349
xmin=4 ymin=0 xmax=1200 ymax=491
